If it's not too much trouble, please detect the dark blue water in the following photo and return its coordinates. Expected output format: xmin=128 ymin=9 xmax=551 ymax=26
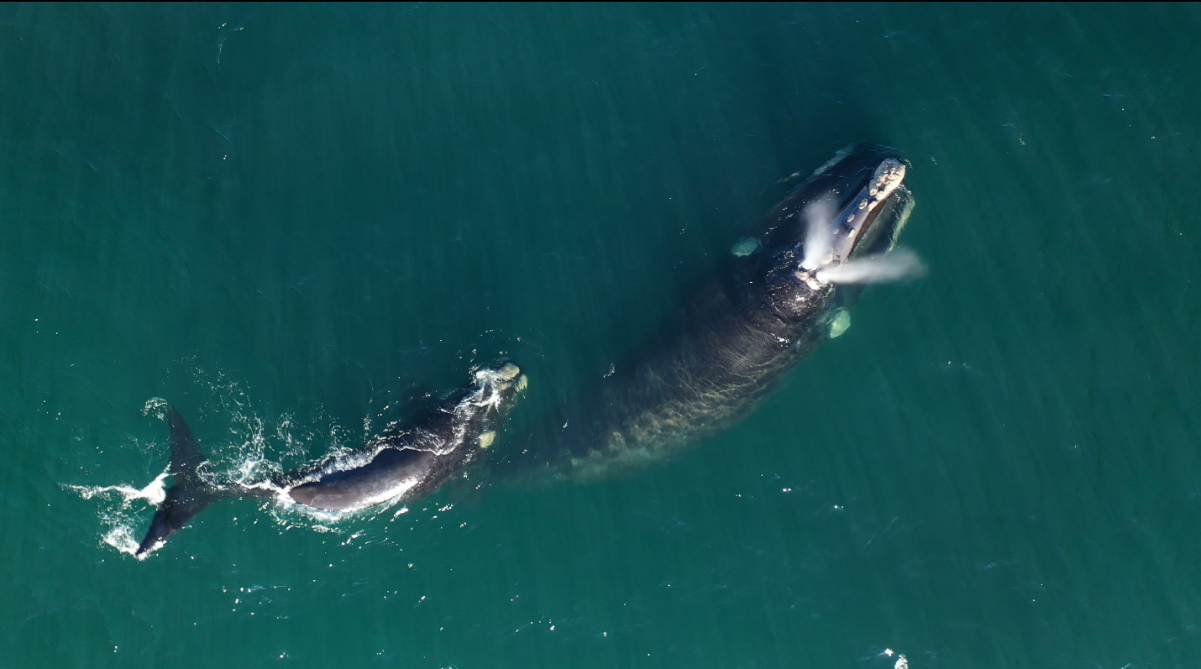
xmin=2 ymin=3 xmax=1199 ymax=668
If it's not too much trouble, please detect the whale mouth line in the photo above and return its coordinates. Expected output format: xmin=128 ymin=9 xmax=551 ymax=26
xmin=797 ymin=148 xmax=923 ymax=285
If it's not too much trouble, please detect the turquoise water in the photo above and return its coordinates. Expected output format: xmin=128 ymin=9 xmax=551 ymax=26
xmin=3 ymin=3 xmax=1199 ymax=667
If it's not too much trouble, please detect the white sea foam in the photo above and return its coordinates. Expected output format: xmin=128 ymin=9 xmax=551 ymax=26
xmin=64 ymin=469 xmax=171 ymax=559
xmin=66 ymin=469 xmax=170 ymax=505
xmin=102 ymin=525 xmax=144 ymax=557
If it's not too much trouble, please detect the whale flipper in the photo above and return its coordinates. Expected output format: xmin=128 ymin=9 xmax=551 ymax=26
xmin=136 ymin=407 xmax=218 ymax=557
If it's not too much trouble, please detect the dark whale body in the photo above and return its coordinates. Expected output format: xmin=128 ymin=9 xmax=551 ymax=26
xmin=497 ymin=144 xmax=917 ymax=484
xmin=136 ymin=362 xmax=526 ymax=557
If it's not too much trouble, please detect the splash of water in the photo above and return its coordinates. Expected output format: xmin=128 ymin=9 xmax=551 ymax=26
xmin=64 ymin=469 xmax=171 ymax=560
xmin=815 ymin=247 xmax=927 ymax=284
xmin=800 ymin=196 xmax=836 ymax=271
xmin=66 ymin=470 xmax=170 ymax=505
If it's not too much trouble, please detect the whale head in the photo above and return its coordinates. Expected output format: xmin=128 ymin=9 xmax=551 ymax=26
xmin=798 ymin=146 xmax=913 ymax=271
xmin=468 ymin=361 xmax=527 ymax=428
xmin=748 ymin=144 xmax=922 ymax=322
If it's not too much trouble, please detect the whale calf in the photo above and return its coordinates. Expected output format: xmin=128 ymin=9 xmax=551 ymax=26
xmin=497 ymin=144 xmax=921 ymax=483
xmin=137 ymin=362 xmax=526 ymax=557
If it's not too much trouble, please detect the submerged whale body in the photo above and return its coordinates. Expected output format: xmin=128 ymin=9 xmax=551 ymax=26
xmin=497 ymin=144 xmax=920 ymax=484
xmin=136 ymin=362 xmax=526 ymax=557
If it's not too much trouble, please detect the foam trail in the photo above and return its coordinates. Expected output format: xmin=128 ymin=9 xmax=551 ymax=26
xmin=66 ymin=470 xmax=170 ymax=505
xmin=815 ymin=248 xmax=927 ymax=284
xmin=800 ymin=197 xmax=836 ymax=271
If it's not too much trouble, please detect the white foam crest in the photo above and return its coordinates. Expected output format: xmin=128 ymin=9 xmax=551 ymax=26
xmin=102 ymin=525 xmax=144 ymax=558
xmin=815 ymin=248 xmax=927 ymax=284
xmin=800 ymin=197 xmax=836 ymax=271
xmin=65 ymin=470 xmax=170 ymax=505
xmin=142 ymin=397 xmax=168 ymax=421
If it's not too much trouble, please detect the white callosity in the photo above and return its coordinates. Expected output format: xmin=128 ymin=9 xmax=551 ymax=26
xmin=866 ymin=159 xmax=906 ymax=208
xmin=442 ymin=362 xmax=524 ymax=456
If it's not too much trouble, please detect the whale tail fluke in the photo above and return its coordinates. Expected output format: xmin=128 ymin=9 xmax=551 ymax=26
xmin=136 ymin=407 xmax=220 ymax=558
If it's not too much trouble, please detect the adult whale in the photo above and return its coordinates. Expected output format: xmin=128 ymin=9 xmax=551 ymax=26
xmin=136 ymin=362 xmax=526 ymax=557
xmin=497 ymin=144 xmax=921 ymax=484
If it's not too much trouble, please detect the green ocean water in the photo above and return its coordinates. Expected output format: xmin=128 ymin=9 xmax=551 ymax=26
xmin=2 ymin=2 xmax=1199 ymax=667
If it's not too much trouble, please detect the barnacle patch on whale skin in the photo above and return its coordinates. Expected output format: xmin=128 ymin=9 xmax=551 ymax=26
xmin=730 ymin=237 xmax=761 ymax=257
xmin=869 ymin=159 xmax=906 ymax=200
xmin=827 ymin=308 xmax=852 ymax=338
